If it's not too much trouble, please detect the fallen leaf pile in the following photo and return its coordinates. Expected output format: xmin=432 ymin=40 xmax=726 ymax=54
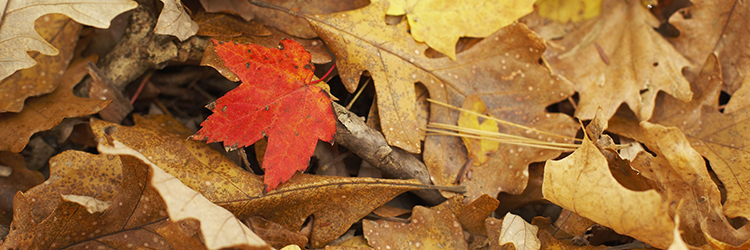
xmin=1 ymin=0 xmax=749 ymax=248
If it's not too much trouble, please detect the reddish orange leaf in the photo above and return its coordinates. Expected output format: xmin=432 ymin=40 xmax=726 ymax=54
xmin=193 ymin=39 xmax=335 ymax=190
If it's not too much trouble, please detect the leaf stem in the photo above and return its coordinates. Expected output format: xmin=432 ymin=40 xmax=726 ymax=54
xmin=311 ymin=64 xmax=336 ymax=84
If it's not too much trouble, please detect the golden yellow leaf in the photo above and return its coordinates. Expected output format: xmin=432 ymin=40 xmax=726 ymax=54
xmin=384 ymin=0 xmax=535 ymax=59
xmin=536 ymin=0 xmax=602 ymax=23
xmin=457 ymin=95 xmax=500 ymax=164
xmin=0 ymin=0 xmax=137 ymax=81
xmin=545 ymin=0 xmax=692 ymax=121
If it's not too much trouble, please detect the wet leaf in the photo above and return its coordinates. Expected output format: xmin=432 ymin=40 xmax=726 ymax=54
xmin=0 ymin=56 xmax=110 ymax=152
xmin=0 ymin=14 xmax=80 ymax=113
xmin=0 ymin=0 xmax=137 ymax=81
xmin=364 ymin=206 xmax=468 ymax=250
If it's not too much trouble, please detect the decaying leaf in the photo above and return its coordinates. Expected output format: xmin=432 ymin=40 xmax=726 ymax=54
xmin=0 ymin=0 xmax=137 ymax=82
xmin=543 ymin=110 xmax=675 ymax=249
xmin=0 ymin=56 xmax=110 ymax=152
xmin=192 ymin=39 xmax=336 ymax=190
xmin=98 ymin=140 xmax=271 ymax=250
xmin=2 ymin=149 xmax=203 ymax=249
xmin=364 ymin=206 xmax=468 ymax=250
xmin=199 ymin=0 xmax=369 ymax=38
xmin=610 ymin=54 xmax=750 ymax=220
xmin=0 ymin=14 xmax=80 ymax=113
xmin=545 ymin=0 xmax=692 ymax=121
xmin=531 ymin=217 xmax=606 ymax=250
xmin=498 ymin=213 xmax=541 ymax=250
xmin=154 ymin=0 xmax=199 ymax=41
xmin=91 ymin=114 xmax=431 ymax=248
xmin=0 ymin=151 xmax=44 ymax=226
xmin=535 ymin=0 xmax=602 ymax=23
xmin=309 ymin=2 xmax=577 ymax=200
xmin=385 ymin=0 xmax=534 ymax=59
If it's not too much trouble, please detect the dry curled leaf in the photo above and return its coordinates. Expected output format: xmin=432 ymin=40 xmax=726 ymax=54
xmin=498 ymin=213 xmax=541 ymax=250
xmin=154 ymin=0 xmax=199 ymax=41
xmin=0 ymin=56 xmax=110 ymax=152
xmin=0 ymin=14 xmax=80 ymax=113
xmin=545 ymin=0 xmax=692 ymax=121
xmin=0 ymin=0 xmax=137 ymax=82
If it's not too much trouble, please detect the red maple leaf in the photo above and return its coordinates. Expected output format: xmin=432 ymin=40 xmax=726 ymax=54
xmin=193 ymin=39 xmax=336 ymax=190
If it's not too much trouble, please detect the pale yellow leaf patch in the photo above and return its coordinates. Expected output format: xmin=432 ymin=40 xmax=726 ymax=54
xmin=499 ymin=213 xmax=541 ymax=250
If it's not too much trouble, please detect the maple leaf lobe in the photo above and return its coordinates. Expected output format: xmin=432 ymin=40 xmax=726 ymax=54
xmin=194 ymin=39 xmax=335 ymax=190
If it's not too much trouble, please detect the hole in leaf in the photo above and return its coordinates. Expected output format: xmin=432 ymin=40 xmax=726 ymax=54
xmin=719 ymin=90 xmax=731 ymax=113
xmin=545 ymin=92 xmax=577 ymax=118
xmin=384 ymin=15 xmax=403 ymax=25
xmin=423 ymin=37 xmax=483 ymax=59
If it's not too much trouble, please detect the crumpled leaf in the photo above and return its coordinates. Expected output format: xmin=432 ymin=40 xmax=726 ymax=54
xmin=610 ymin=54 xmax=750 ymax=220
xmin=0 ymin=151 xmax=44 ymax=226
xmin=544 ymin=0 xmax=692 ymax=121
xmin=0 ymin=14 xmax=80 ymax=113
xmin=385 ymin=0 xmax=534 ymax=59
xmin=309 ymin=3 xmax=577 ymax=200
xmin=535 ymin=0 xmax=602 ymax=23
xmin=498 ymin=213 xmax=540 ymax=250
xmin=0 ymin=0 xmax=137 ymax=82
xmin=531 ymin=217 xmax=606 ymax=250
xmin=98 ymin=140 xmax=271 ymax=250
xmin=192 ymin=39 xmax=336 ymax=190
xmin=2 ymin=149 xmax=204 ymax=249
xmin=0 ymin=56 xmax=110 ymax=152
xmin=668 ymin=0 xmax=748 ymax=93
xmin=543 ymin=110 xmax=675 ymax=249
xmin=364 ymin=206 xmax=468 ymax=250
xmin=154 ymin=0 xmax=199 ymax=41
xmin=199 ymin=0 xmax=369 ymax=38
xmin=90 ymin=114 xmax=429 ymax=248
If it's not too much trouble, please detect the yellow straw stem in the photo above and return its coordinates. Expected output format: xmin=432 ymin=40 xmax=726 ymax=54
xmin=427 ymin=98 xmax=582 ymax=142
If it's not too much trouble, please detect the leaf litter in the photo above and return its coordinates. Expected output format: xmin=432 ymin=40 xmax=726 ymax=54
xmin=2 ymin=0 xmax=750 ymax=248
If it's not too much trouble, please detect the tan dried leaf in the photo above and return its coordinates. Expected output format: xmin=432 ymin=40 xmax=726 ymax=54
xmin=155 ymin=0 xmax=199 ymax=41
xmin=0 ymin=14 xmax=80 ymax=113
xmin=0 ymin=0 xmax=137 ymax=82
xmin=364 ymin=206 xmax=468 ymax=250
xmin=545 ymin=0 xmax=692 ymax=121
xmin=0 ymin=56 xmax=111 ymax=152
xmin=499 ymin=213 xmax=540 ymax=250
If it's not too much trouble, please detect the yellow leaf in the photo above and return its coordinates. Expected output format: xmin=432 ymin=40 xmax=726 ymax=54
xmin=536 ymin=0 xmax=602 ymax=23
xmin=457 ymin=95 xmax=500 ymax=164
xmin=402 ymin=0 xmax=535 ymax=59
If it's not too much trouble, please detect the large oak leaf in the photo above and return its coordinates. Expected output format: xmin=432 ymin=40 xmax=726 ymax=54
xmin=91 ymin=114 xmax=430 ymax=248
xmin=0 ymin=0 xmax=137 ymax=82
xmin=610 ymin=54 xmax=750 ymax=220
xmin=545 ymin=0 xmax=692 ymax=121
xmin=309 ymin=2 xmax=577 ymax=200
